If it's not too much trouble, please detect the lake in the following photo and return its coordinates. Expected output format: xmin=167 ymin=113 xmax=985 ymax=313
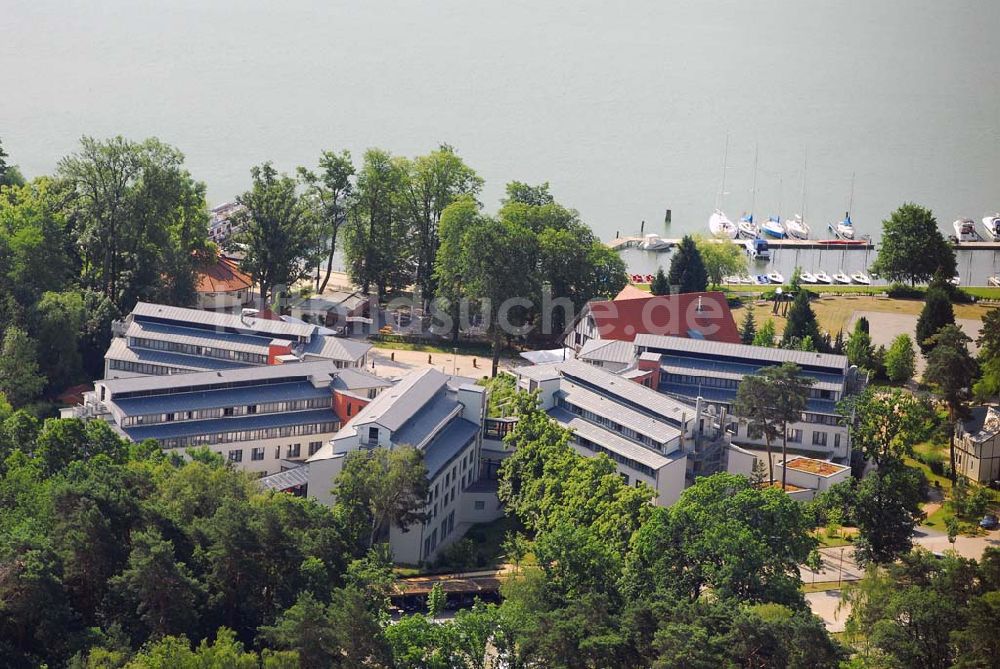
xmin=2 ymin=0 xmax=998 ymax=250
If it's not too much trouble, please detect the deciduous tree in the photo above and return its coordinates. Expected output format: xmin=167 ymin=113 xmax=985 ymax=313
xmin=298 ymin=150 xmax=355 ymax=295
xmin=0 ymin=326 xmax=44 ymax=406
xmin=885 ymin=333 xmax=916 ymax=384
xmin=695 ymin=235 xmax=746 ymax=288
xmin=870 ymin=203 xmax=956 ymax=285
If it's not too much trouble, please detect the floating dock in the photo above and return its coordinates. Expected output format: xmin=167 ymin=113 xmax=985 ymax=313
xmin=607 ymin=237 xmax=1000 ymax=251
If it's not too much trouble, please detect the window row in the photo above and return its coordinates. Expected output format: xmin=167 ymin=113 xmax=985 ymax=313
xmin=559 ymin=399 xmax=664 ymax=451
xmin=122 ymin=396 xmax=331 ymax=427
xmin=130 ymin=336 xmax=268 ymax=364
xmin=573 ymin=435 xmax=656 ymax=478
xmin=159 ymin=421 xmax=338 ymax=449
xmin=109 ymin=359 xmax=185 ymax=376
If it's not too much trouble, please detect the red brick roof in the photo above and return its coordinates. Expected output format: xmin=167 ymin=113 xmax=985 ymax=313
xmin=614 ymin=284 xmax=651 ymax=301
xmin=196 ymin=254 xmax=253 ymax=293
xmin=584 ymin=291 xmax=740 ymax=344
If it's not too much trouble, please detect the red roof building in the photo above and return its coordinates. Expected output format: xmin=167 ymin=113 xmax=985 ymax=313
xmin=194 ymin=254 xmax=255 ymax=312
xmin=564 ymin=290 xmax=741 ymax=348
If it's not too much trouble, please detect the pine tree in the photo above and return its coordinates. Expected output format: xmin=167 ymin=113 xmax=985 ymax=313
xmin=650 ymin=267 xmax=670 ymax=296
xmin=781 ymin=291 xmax=821 ymax=349
xmin=916 ymin=285 xmax=955 ymax=354
xmin=667 ymin=235 xmax=708 ymax=293
xmin=739 ymin=310 xmax=757 ymax=345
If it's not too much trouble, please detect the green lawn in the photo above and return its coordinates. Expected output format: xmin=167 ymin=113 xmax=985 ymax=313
xmin=801 ymin=580 xmax=844 ymax=594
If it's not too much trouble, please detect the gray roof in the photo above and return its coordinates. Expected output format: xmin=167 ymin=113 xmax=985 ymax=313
xmin=423 ymin=418 xmax=480 ymax=478
xmin=577 ymin=339 xmax=636 ymax=365
xmin=132 ymin=301 xmax=315 ymax=339
xmin=557 ymin=359 xmax=694 ymax=426
xmin=393 ymin=391 xmax=462 ymax=448
xmin=258 ymin=464 xmax=310 ymax=491
xmin=549 ymin=408 xmax=675 ymax=470
xmin=302 ymin=335 xmax=372 ymax=363
xmin=124 ymin=408 xmax=337 ymax=442
xmin=520 ymin=348 xmax=574 ymax=365
xmin=105 ymin=337 xmax=249 ymax=372
xmin=112 ymin=381 xmax=331 ymax=416
xmin=559 ymin=381 xmax=682 ymax=445
xmin=513 ymin=363 xmax=562 ymax=382
xmin=347 ymin=368 xmax=450 ymax=432
xmin=127 ymin=320 xmax=275 ymax=355
xmin=101 ymin=360 xmax=340 ymax=397
xmin=658 ymin=361 xmax=844 ymax=393
xmin=331 ymin=368 xmax=392 ymax=392
xmin=634 ymin=334 xmax=848 ymax=372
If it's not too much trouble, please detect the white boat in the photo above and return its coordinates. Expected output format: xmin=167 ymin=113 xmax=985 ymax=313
xmin=983 ymin=214 xmax=1000 ymax=240
xmin=761 ymin=216 xmax=786 ymax=238
xmin=709 ymin=210 xmax=738 ymax=239
xmin=754 ymin=274 xmax=770 ymax=285
xmin=738 ymin=214 xmax=759 ymax=238
xmin=785 ymin=214 xmax=810 ymax=240
xmin=850 ymin=272 xmax=871 ymax=285
xmin=640 ymin=233 xmax=671 ymax=250
xmin=767 ymin=272 xmax=785 ymax=284
xmin=989 ymin=276 xmax=1000 ymax=287
xmin=836 ymin=212 xmax=855 ymax=239
xmin=743 ymin=237 xmax=771 ymax=260
xmin=813 ymin=271 xmax=832 ymax=284
xmin=799 ymin=271 xmax=818 ymax=284
xmin=723 ymin=275 xmax=741 ymax=284
xmin=950 ymin=275 xmax=961 ymax=286
xmin=832 ymin=271 xmax=851 ymax=284
xmin=953 ymin=218 xmax=979 ymax=242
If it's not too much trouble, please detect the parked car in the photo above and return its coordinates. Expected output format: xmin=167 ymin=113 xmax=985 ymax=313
xmin=980 ymin=514 xmax=998 ymax=530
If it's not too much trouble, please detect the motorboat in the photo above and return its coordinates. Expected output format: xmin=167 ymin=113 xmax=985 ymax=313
xmin=709 ymin=210 xmax=738 ymax=239
xmin=950 ymin=275 xmax=961 ymax=287
xmin=723 ymin=275 xmax=741 ymax=284
xmin=836 ymin=212 xmax=856 ymax=239
xmin=799 ymin=271 xmax=818 ymax=284
xmin=640 ymin=233 xmax=671 ymax=251
xmin=785 ymin=214 xmax=810 ymax=240
xmin=761 ymin=216 xmax=786 ymax=238
xmin=754 ymin=274 xmax=770 ymax=285
xmin=737 ymin=214 xmax=759 ymax=239
xmin=989 ymin=276 xmax=1000 ymax=287
xmin=983 ymin=214 xmax=1000 ymax=240
xmin=767 ymin=272 xmax=785 ymax=284
xmin=743 ymin=237 xmax=771 ymax=260
xmin=953 ymin=218 xmax=979 ymax=242
xmin=813 ymin=271 xmax=833 ymax=284
xmin=850 ymin=272 xmax=871 ymax=285
xmin=832 ymin=271 xmax=851 ymax=284
xmin=739 ymin=274 xmax=754 ymax=285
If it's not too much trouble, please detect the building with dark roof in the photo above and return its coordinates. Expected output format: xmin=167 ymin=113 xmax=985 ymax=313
xmin=104 ymin=301 xmax=371 ymax=379
xmin=563 ymin=291 xmax=741 ymax=350
xmin=954 ymin=406 xmax=1000 ymax=484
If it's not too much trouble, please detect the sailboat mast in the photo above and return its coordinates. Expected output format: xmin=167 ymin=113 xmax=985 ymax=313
xmin=800 ymin=151 xmax=807 ymax=222
xmin=717 ymin=133 xmax=729 ymax=211
xmin=848 ymin=171 xmax=855 ymax=215
xmin=751 ymin=144 xmax=758 ymax=218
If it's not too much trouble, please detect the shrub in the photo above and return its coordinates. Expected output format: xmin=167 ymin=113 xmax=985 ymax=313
xmin=887 ymin=283 xmax=924 ymax=299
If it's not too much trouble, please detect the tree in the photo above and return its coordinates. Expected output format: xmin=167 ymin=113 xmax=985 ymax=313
xmin=58 ymin=136 xmax=209 ymax=311
xmin=839 ymin=387 xmax=932 ymax=469
xmin=432 ymin=196 xmax=484 ymax=342
xmin=733 ymin=363 xmax=813 ymax=489
xmin=973 ymin=307 xmax=1000 ymax=401
xmin=666 ymin=235 xmax=707 ymax=293
xmin=0 ymin=137 xmax=26 ymax=188
xmin=342 ymin=148 xmax=413 ymax=296
xmin=923 ymin=325 xmax=977 ymax=483
xmin=0 ymin=326 xmax=45 ymax=406
xmin=398 ymin=145 xmax=483 ymax=305
xmin=739 ymin=309 xmax=756 ymax=345
xmin=229 ymin=162 xmax=319 ymax=307
xmin=884 ymin=333 xmax=916 ymax=384
xmin=781 ymin=290 xmax=821 ymax=348
xmin=32 ymin=290 xmax=86 ymax=392
xmin=844 ymin=317 xmax=875 ymax=370
xmin=695 ymin=236 xmax=746 ymax=288
xmin=298 ymin=150 xmax=355 ymax=295
xmin=870 ymin=203 xmax=956 ymax=285
xmin=332 ymin=446 xmax=430 ymax=552
xmin=753 ymin=318 xmax=776 ymax=347
xmin=460 ymin=218 xmax=538 ymax=376
xmin=649 ymin=267 xmax=669 ymax=296
xmin=915 ymin=284 xmax=955 ymax=354
xmin=852 ymin=466 xmax=926 ymax=565
xmin=952 ymin=592 xmax=1000 ymax=668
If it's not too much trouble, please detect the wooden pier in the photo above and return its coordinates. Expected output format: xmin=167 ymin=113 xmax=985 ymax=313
xmin=606 ymin=236 xmax=1000 ymax=251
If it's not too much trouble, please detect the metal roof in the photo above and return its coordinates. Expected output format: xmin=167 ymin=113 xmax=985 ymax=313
xmin=557 ymin=359 xmax=693 ymax=426
xmin=112 ymin=381 xmax=332 ymax=416
xmin=658 ymin=381 xmax=840 ymax=415
xmin=104 ymin=337 xmax=250 ymax=372
xmin=659 ymin=359 xmax=845 ymax=393
xmin=258 ymin=464 xmax=311 ymax=490
xmin=123 ymin=408 xmax=337 ymax=442
xmin=559 ymin=381 xmax=682 ymax=445
xmin=519 ymin=348 xmax=574 ymax=364
xmin=423 ymin=418 xmax=480 ymax=478
xmin=634 ymin=334 xmax=848 ymax=372
xmin=576 ymin=339 xmax=636 ymax=365
xmin=513 ymin=363 xmax=562 ymax=383
xmin=127 ymin=320 xmax=275 ymax=355
xmin=346 ymin=368 xmax=450 ymax=432
xmin=331 ymin=368 xmax=393 ymax=391
xmin=101 ymin=360 xmax=340 ymax=397
xmin=301 ymin=334 xmax=372 ymax=362
xmin=549 ymin=408 xmax=675 ymax=470
xmin=131 ymin=301 xmax=316 ymax=339
xmin=392 ymin=391 xmax=462 ymax=448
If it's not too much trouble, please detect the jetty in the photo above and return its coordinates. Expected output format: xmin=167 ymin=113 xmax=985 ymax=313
xmin=607 ymin=237 xmax=1000 ymax=251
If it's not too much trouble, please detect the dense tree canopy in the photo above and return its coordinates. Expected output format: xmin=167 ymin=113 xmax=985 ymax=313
xmin=870 ymin=203 xmax=956 ymax=285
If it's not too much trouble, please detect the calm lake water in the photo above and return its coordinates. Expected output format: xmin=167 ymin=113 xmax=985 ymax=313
xmin=2 ymin=0 xmax=999 ymax=269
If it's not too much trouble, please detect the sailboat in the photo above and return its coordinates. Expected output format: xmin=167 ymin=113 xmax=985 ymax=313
xmin=761 ymin=216 xmax=786 ymax=238
xmin=835 ymin=173 xmax=857 ymax=239
xmin=708 ymin=135 xmax=738 ymax=239
xmin=737 ymin=146 xmax=761 ymax=239
xmin=784 ymin=153 xmax=811 ymax=239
